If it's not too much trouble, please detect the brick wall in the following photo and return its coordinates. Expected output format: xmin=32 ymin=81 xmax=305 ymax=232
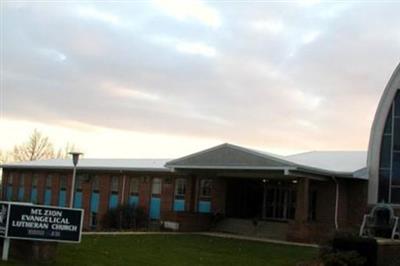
xmin=1 ymin=168 xmax=369 ymax=240
xmin=288 ymin=178 xmax=368 ymax=243
xmin=211 ymin=178 xmax=226 ymax=214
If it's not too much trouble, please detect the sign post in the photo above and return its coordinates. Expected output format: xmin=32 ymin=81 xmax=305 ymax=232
xmin=0 ymin=202 xmax=83 ymax=261
xmin=2 ymin=239 xmax=9 ymax=261
xmin=69 ymin=152 xmax=82 ymax=208
xmin=0 ymin=202 xmax=10 ymax=261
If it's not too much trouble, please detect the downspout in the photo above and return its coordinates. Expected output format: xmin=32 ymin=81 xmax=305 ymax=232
xmin=332 ymin=176 xmax=339 ymax=230
xmin=121 ymin=173 xmax=126 ymax=205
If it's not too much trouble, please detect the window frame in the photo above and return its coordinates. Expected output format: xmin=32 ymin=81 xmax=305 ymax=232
xmin=19 ymin=174 xmax=25 ymax=188
xmin=59 ymin=176 xmax=67 ymax=191
xmin=199 ymin=179 xmax=212 ymax=198
xmin=92 ymin=175 xmax=99 ymax=192
xmin=129 ymin=177 xmax=139 ymax=195
xmin=174 ymin=178 xmax=186 ymax=199
xmin=32 ymin=174 xmax=38 ymax=188
xmin=45 ymin=175 xmax=52 ymax=189
xmin=151 ymin=178 xmax=162 ymax=195
xmin=110 ymin=176 xmax=119 ymax=194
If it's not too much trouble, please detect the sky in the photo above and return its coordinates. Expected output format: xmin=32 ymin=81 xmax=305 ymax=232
xmin=1 ymin=0 xmax=400 ymax=159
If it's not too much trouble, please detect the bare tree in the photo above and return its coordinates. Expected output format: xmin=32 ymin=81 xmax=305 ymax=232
xmin=56 ymin=142 xmax=77 ymax=159
xmin=0 ymin=150 xmax=10 ymax=164
xmin=12 ymin=129 xmax=56 ymax=162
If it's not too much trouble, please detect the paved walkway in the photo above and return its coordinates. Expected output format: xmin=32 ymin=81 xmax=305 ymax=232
xmin=198 ymin=232 xmax=319 ymax=248
xmin=83 ymin=231 xmax=319 ymax=248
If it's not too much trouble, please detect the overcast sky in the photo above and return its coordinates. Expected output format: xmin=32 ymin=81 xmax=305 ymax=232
xmin=1 ymin=0 xmax=400 ymax=158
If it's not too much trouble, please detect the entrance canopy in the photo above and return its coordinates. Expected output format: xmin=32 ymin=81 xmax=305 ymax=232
xmin=166 ymin=143 xmax=367 ymax=180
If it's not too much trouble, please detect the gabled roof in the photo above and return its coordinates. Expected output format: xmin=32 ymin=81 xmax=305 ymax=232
xmin=2 ymin=159 xmax=170 ymax=172
xmin=166 ymin=143 xmax=368 ymax=179
xmin=165 ymin=143 xmax=297 ymax=170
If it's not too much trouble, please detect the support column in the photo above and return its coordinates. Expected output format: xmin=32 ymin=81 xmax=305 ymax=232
xmin=194 ymin=176 xmax=200 ymax=212
xmin=295 ymin=177 xmax=309 ymax=223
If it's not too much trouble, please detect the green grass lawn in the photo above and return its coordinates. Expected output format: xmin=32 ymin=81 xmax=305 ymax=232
xmin=2 ymin=234 xmax=318 ymax=266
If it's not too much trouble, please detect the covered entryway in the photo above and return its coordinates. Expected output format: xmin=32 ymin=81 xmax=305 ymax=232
xmin=225 ymin=179 xmax=296 ymax=221
xmin=165 ymin=143 xmax=347 ymax=242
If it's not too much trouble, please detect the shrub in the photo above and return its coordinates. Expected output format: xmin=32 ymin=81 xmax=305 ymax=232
xmin=320 ymin=231 xmax=377 ymax=266
xmin=320 ymin=249 xmax=366 ymax=266
xmin=101 ymin=204 xmax=148 ymax=230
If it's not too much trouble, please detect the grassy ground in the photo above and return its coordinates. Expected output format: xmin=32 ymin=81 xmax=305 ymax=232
xmin=2 ymin=234 xmax=318 ymax=266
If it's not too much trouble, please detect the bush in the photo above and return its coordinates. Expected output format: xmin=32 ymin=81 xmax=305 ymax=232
xmin=320 ymin=249 xmax=366 ymax=266
xmin=101 ymin=204 xmax=148 ymax=230
xmin=320 ymin=231 xmax=377 ymax=266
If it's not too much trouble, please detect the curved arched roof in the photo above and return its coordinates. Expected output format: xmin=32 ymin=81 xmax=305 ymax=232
xmin=368 ymin=63 xmax=400 ymax=203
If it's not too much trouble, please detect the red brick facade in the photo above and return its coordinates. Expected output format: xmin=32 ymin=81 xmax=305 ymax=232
xmin=1 ymin=168 xmax=368 ymax=243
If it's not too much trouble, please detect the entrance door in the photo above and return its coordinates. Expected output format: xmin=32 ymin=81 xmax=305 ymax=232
xmin=149 ymin=178 xmax=161 ymax=220
xmin=264 ymin=185 xmax=296 ymax=220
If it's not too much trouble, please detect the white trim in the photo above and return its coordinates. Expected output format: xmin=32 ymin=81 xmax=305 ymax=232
xmin=166 ymin=143 xmax=297 ymax=168
xmin=1 ymin=165 xmax=169 ymax=172
xmin=0 ymin=201 xmax=84 ymax=244
xmin=169 ymin=165 xmax=297 ymax=170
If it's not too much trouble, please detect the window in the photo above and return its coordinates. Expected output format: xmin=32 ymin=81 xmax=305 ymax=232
xmin=8 ymin=174 xmax=13 ymax=185
xmin=46 ymin=175 xmax=52 ymax=189
xmin=110 ymin=176 xmax=119 ymax=193
xmin=92 ymin=176 xmax=99 ymax=192
xmin=129 ymin=178 xmax=139 ymax=195
xmin=60 ymin=176 xmax=67 ymax=190
xmin=19 ymin=174 xmax=25 ymax=187
xmin=76 ymin=175 xmax=84 ymax=191
xmin=90 ymin=212 xmax=97 ymax=229
xmin=392 ymin=188 xmax=400 ymax=204
xmin=308 ymin=190 xmax=317 ymax=221
xmin=151 ymin=178 xmax=162 ymax=195
xmin=380 ymin=135 xmax=392 ymax=169
xmin=175 ymin=178 xmax=186 ymax=199
xmin=394 ymin=118 xmax=400 ymax=151
xmin=395 ymin=91 xmax=400 ymax=116
xmin=200 ymin=179 xmax=212 ymax=198
xmin=32 ymin=175 xmax=38 ymax=188
xmin=378 ymin=169 xmax=390 ymax=203
xmin=378 ymin=90 xmax=400 ymax=203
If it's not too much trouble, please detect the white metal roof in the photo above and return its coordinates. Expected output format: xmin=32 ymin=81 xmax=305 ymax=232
xmin=2 ymin=159 xmax=170 ymax=171
xmin=284 ymin=151 xmax=367 ymax=174
xmin=1 ymin=144 xmax=369 ymax=179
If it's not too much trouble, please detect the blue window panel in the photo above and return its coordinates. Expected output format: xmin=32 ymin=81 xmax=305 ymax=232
xmin=74 ymin=192 xmax=82 ymax=208
xmin=90 ymin=192 xmax=100 ymax=213
xmin=198 ymin=201 xmax=211 ymax=213
xmin=394 ymin=118 xmax=400 ymax=151
xmin=6 ymin=186 xmax=12 ymax=201
xmin=395 ymin=91 xmax=400 ymax=116
xmin=18 ymin=188 xmax=24 ymax=201
xmin=149 ymin=197 xmax=161 ymax=220
xmin=128 ymin=195 xmax=139 ymax=208
xmin=173 ymin=199 xmax=185 ymax=212
xmin=30 ymin=188 xmax=37 ymax=203
xmin=58 ymin=190 xmax=66 ymax=207
xmin=44 ymin=189 xmax=52 ymax=205
xmin=379 ymin=169 xmax=390 ymax=203
xmin=380 ymin=135 xmax=392 ymax=169
xmin=108 ymin=194 xmax=119 ymax=209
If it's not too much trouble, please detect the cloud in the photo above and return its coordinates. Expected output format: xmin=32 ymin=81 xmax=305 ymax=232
xmin=152 ymin=0 xmax=221 ymax=28
xmin=251 ymin=20 xmax=285 ymax=34
xmin=301 ymin=30 xmax=321 ymax=44
xmin=3 ymin=1 xmax=400 ymax=156
xmin=77 ymin=7 xmax=121 ymax=26
xmin=39 ymin=48 xmax=67 ymax=62
xmin=149 ymin=35 xmax=217 ymax=57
